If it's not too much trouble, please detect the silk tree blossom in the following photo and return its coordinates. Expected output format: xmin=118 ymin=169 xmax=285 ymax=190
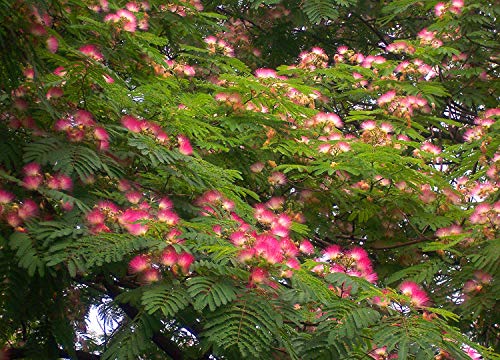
xmin=104 ymin=9 xmax=137 ymax=32
xmin=23 ymin=162 xmax=41 ymax=177
xmin=323 ymin=245 xmax=342 ymax=260
xmin=462 ymin=346 xmax=481 ymax=360
xmin=177 ymin=135 xmax=193 ymax=155
xmin=18 ymin=199 xmax=39 ymax=220
xmin=399 ymin=281 xmax=429 ymax=307
xmin=177 ymin=252 xmax=195 ymax=274
xmin=255 ymin=68 xmax=278 ymax=78
xmin=377 ymin=90 xmax=396 ymax=106
xmin=79 ymin=44 xmax=104 ymax=61
xmin=0 ymin=189 xmax=15 ymax=204
xmin=46 ymin=87 xmax=63 ymax=100
xmin=141 ymin=268 xmax=160 ymax=283
xmin=299 ymin=240 xmax=314 ymax=255
xmin=129 ymin=255 xmax=149 ymax=273
xmin=46 ymin=36 xmax=58 ymax=53
xmin=160 ymin=247 xmax=178 ymax=266
xmin=420 ymin=142 xmax=442 ymax=155
xmin=157 ymin=209 xmax=179 ymax=225
xmin=268 ymin=171 xmax=287 ymax=186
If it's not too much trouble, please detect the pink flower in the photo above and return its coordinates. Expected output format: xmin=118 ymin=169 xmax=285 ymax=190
xmin=119 ymin=208 xmax=150 ymax=224
xmin=323 ymin=245 xmax=342 ymax=260
xmin=18 ymin=199 xmax=39 ymax=220
xmin=124 ymin=222 xmax=149 ymax=235
xmin=399 ymin=281 xmax=429 ymax=307
xmin=250 ymin=162 xmax=265 ymax=173
xmin=377 ymin=90 xmax=396 ymax=106
xmin=94 ymin=127 xmax=109 ymax=141
xmin=79 ymin=44 xmax=104 ymax=61
xmin=116 ymin=9 xmax=137 ymax=32
xmin=74 ymin=110 xmax=95 ymax=126
xmin=129 ymin=255 xmax=149 ymax=273
xmin=6 ymin=212 xmax=22 ymax=227
xmin=141 ymin=268 xmax=160 ymax=283
xmin=361 ymin=120 xmax=377 ymax=130
xmin=255 ymin=68 xmax=278 ymax=78
xmin=299 ymin=240 xmax=314 ymax=255
xmin=160 ymin=247 xmax=178 ymax=266
xmin=230 ymin=231 xmax=247 ymax=246
xmin=463 ymin=346 xmax=481 ymax=360
xmin=46 ymin=36 xmax=58 ymax=53
xmin=86 ymin=209 xmax=105 ymax=224
xmin=124 ymin=191 xmax=141 ymax=204
xmin=177 ymin=252 xmax=195 ymax=274
xmin=0 ymin=189 xmax=15 ymax=204
xmin=56 ymin=174 xmax=73 ymax=191
xmin=237 ymin=248 xmax=255 ymax=263
xmin=337 ymin=46 xmax=348 ymax=54
xmin=286 ymin=258 xmax=300 ymax=270
xmin=434 ymin=2 xmax=446 ymax=16
xmin=250 ymin=267 xmax=268 ymax=284
xmin=121 ymin=115 xmax=143 ymax=132
xmin=271 ymin=224 xmax=289 ymax=237
xmin=177 ymin=135 xmax=193 ymax=155
xmin=23 ymin=162 xmax=41 ymax=176
xmin=126 ymin=2 xmax=140 ymax=12
xmin=46 ymin=87 xmax=63 ymax=99
xmin=347 ymin=247 xmax=368 ymax=261
xmin=421 ymin=142 xmax=441 ymax=155
xmin=97 ymin=200 xmax=120 ymax=213
xmin=22 ymin=175 xmax=43 ymax=190
xmin=158 ymin=197 xmax=173 ymax=210
xmin=157 ymin=209 xmax=179 ymax=225
xmin=268 ymin=172 xmax=287 ymax=186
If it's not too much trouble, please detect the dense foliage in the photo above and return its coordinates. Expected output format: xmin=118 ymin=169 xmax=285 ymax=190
xmin=0 ymin=0 xmax=499 ymax=359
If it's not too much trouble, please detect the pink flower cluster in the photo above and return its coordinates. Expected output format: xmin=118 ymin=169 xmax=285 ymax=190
xmin=164 ymin=59 xmax=196 ymax=77
xmin=55 ymin=109 xmax=110 ymax=150
xmin=21 ymin=162 xmax=73 ymax=192
xmin=104 ymin=9 xmax=137 ymax=32
xmin=435 ymin=224 xmax=463 ymax=237
xmin=435 ymin=0 xmax=464 ymax=17
xmin=359 ymin=120 xmax=393 ymax=146
xmin=85 ymin=188 xmax=181 ymax=237
xmin=333 ymin=46 xmax=386 ymax=68
xmin=79 ymin=44 xmax=105 ymax=61
xmin=121 ymin=115 xmax=193 ymax=155
xmin=379 ymin=92 xmax=430 ymax=120
xmin=386 ymin=41 xmax=415 ymax=54
xmin=24 ymin=5 xmax=60 ymax=54
xmin=463 ymin=270 xmax=492 ymax=296
xmin=313 ymin=245 xmax=378 ymax=284
xmin=417 ymin=28 xmax=443 ymax=48
xmin=469 ymin=202 xmax=500 ymax=225
xmin=204 ymin=36 xmax=234 ymax=57
xmin=298 ymin=47 xmax=328 ymax=70
xmin=0 ymin=189 xmax=40 ymax=228
xmin=369 ymin=346 xmax=398 ymax=360
xmin=128 ymin=247 xmax=195 ymax=283
xmin=197 ymin=192 xmax=310 ymax=284
xmin=463 ymin=108 xmax=498 ymax=142
xmin=95 ymin=1 xmax=149 ymax=31
xmin=399 ymin=281 xmax=429 ymax=307
xmin=164 ymin=0 xmax=203 ymax=17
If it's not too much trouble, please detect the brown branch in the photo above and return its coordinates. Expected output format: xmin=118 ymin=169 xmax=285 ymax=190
xmin=370 ymin=236 xmax=432 ymax=250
